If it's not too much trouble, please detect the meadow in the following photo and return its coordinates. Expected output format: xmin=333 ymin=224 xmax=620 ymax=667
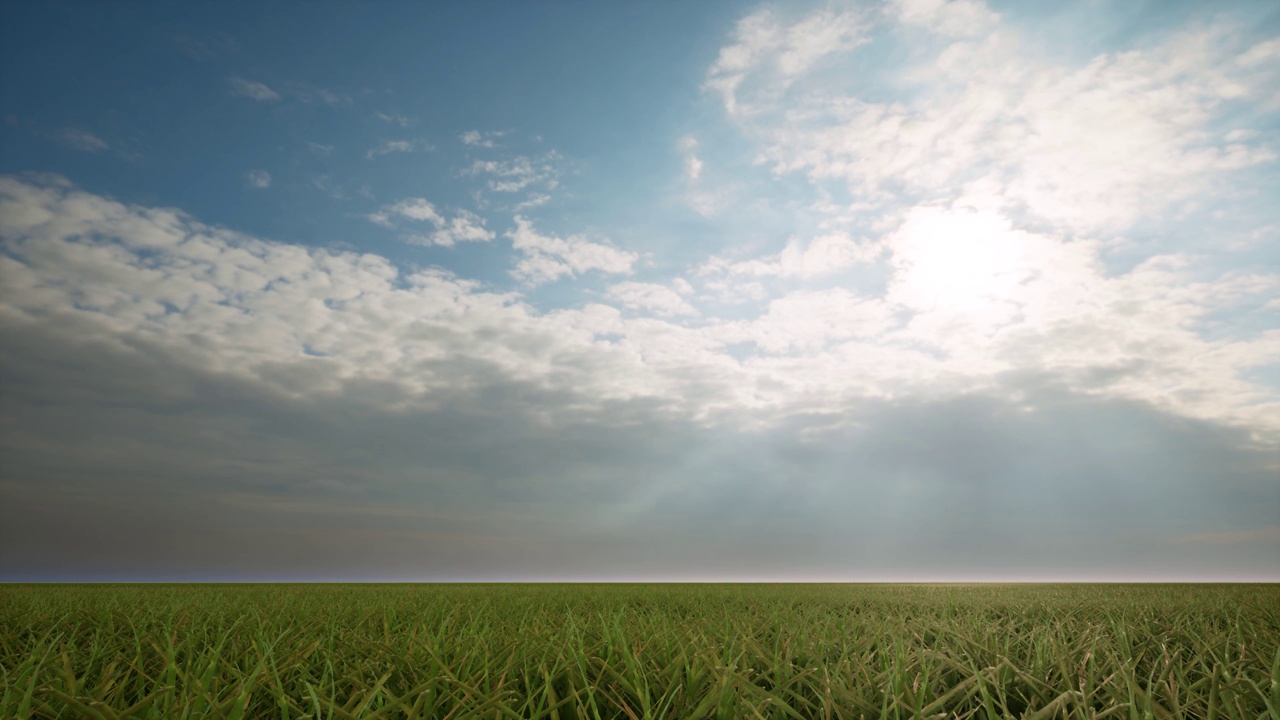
xmin=1 ymin=583 xmax=1276 ymax=719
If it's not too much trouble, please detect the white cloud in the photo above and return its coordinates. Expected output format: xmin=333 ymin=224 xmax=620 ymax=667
xmin=735 ymin=288 xmax=895 ymax=353
xmin=409 ymin=211 xmax=496 ymax=248
xmin=736 ymin=13 xmax=1279 ymax=233
xmin=376 ymin=112 xmax=413 ymax=127
xmin=366 ymin=140 xmax=432 ymax=159
xmin=461 ymin=130 xmax=506 ymax=148
xmin=702 ymin=233 xmax=881 ymax=279
xmin=687 ymin=188 xmax=736 ymax=219
xmin=508 ymin=216 xmax=637 ymax=285
xmin=379 ymin=198 xmax=443 ymax=224
xmin=891 ymin=0 xmax=1000 ymax=37
xmin=368 ymin=199 xmax=494 ymax=247
xmin=705 ymin=6 xmax=870 ymax=116
xmin=59 ymin=129 xmax=108 ymax=153
xmin=2 ymin=175 xmax=1278 ymax=442
xmin=467 ymin=153 xmax=560 ymax=193
xmin=514 ymin=194 xmax=553 ymax=211
xmin=228 ymin=77 xmax=280 ymax=102
xmin=679 ymin=135 xmax=703 ymax=181
xmin=244 ymin=170 xmax=271 ymax=189
xmin=607 ymin=282 xmax=698 ymax=317
xmin=1237 ymin=37 xmax=1280 ymax=68
xmin=685 ymin=154 xmax=704 ymax=182
xmin=697 ymin=277 xmax=768 ymax=305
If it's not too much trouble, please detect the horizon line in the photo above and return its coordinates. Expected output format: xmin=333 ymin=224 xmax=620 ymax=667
xmin=4 ymin=578 xmax=1278 ymax=585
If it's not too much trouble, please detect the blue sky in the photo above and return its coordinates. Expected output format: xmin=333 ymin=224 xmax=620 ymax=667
xmin=1 ymin=0 xmax=1278 ymax=581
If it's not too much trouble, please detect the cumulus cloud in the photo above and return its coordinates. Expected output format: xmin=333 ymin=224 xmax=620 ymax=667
xmin=729 ymin=288 xmax=895 ymax=354
xmin=705 ymin=5 xmax=870 ymax=116
xmin=461 ymin=130 xmax=506 ymax=148
xmin=701 ymin=233 xmax=881 ymax=279
xmin=678 ymin=0 xmax=1280 ymax=439
xmin=3 ymin=155 xmax=1277 ymax=441
xmin=368 ymin=198 xmax=495 ymax=246
xmin=508 ymin=216 xmax=638 ymax=285
xmin=607 ymin=281 xmax=698 ymax=317
xmin=228 ymin=77 xmax=280 ymax=101
xmin=409 ymin=211 xmax=495 ymax=247
xmin=467 ymin=152 xmax=560 ymax=193
xmin=890 ymin=0 xmax=1000 ymax=37
xmin=722 ymin=6 xmax=1279 ymax=233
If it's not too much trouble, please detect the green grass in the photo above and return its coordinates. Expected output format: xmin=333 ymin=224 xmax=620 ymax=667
xmin=1 ymin=583 xmax=1277 ymax=719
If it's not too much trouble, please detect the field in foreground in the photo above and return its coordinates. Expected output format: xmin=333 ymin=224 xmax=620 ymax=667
xmin=1 ymin=584 xmax=1277 ymax=719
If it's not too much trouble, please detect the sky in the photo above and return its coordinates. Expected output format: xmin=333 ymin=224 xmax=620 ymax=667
xmin=0 ymin=0 xmax=1277 ymax=582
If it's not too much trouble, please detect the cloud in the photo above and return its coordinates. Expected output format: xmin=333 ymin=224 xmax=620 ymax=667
xmin=409 ymin=211 xmax=495 ymax=247
xmin=58 ymin=128 xmax=109 ymax=153
xmin=1 ymin=174 xmax=1277 ymax=579
xmin=369 ymin=198 xmax=495 ymax=246
xmin=724 ymin=8 xmax=1279 ymax=233
xmin=2 ymin=175 xmax=1276 ymax=443
xmin=228 ymin=77 xmax=280 ymax=102
xmin=685 ymin=187 xmax=735 ymax=218
xmin=680 ymin=0 xmax=1280 ymax=439
xmin=698 ymin=276 xmax=769 ymax=305
xmin=229 ymin=77 xmax=347 ymax=105
xmin=461 ymin=130 xmax=506 ymax=148
xmin=244 ymin=170 xmax=271 ymax=189
xmin=514 ymin=193 xmax=553 ymax=211
xmin=508 ymin=216 xmax=638 ymax=285
xmin=3 ymin=319 xmax=1275 ymax=580
xmin=376 ymin=112 xmax=413 ymax=127
xmin=701 ymin=232 xmax=881 ymax=279
xmin=685 ymin=154 xmax=703 ymax=182
xmin=607 ymin=281 xmax=698 ymax=317
xmin=705 ymin=6 xmax=870 ymax=116
xmin=677 ymin=135 xmax=739 ymax=217
xmin=467 ymin=152 xmax=560 ymax=193
xmin=372 ymin=198 xmax=443 ymax=225
xmin=725 ymin=288 xmax=895 ymax=354
xmin=890 ymin=0 xmax=1000 ymax=37
xmin=366 ymin=139 xmax=432 ymax=159
xmin=1238 ymin=37 xmax=1280 ymax=68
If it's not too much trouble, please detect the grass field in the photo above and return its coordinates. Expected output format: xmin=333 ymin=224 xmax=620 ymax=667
xmin=1 ymin=583 xmax=1277 ymax=719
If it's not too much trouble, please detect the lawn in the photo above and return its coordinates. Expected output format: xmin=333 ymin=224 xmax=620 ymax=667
xmin=2 ymin=583 xmax=1277 ymax=718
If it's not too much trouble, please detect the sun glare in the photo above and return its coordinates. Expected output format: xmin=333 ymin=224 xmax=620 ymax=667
xmin=891 ymin=207 xmax=1034 ymax=323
